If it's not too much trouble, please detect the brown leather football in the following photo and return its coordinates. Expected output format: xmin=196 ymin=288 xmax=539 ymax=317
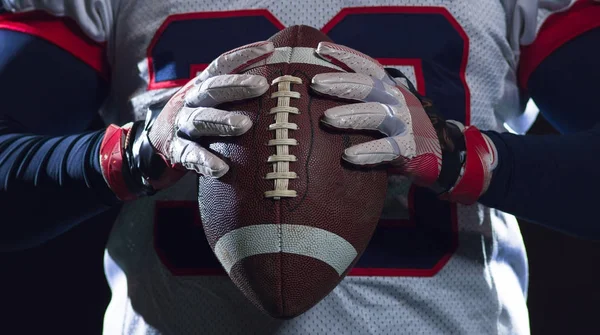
xmin=198 ymin=25 xmax=387 ymax=318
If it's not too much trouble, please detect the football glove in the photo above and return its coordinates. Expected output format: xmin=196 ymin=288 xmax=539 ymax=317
xmin=311 ymin=42 xmax=497 ymax=205
xmin=99 ymin=41 xmax=274 ymax=200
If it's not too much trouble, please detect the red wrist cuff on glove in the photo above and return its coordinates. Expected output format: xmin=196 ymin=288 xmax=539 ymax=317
xmin=441 ymin=126 xmax=496 ymax=205
xmin=99 ymin=123 xmax=136 ymax=201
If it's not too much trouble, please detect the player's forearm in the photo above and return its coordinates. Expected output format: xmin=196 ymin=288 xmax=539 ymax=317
xmin=0 ymin=120 xmax=118 ymax=251
xmin=479 ymin=127 xmax=600 ymax=239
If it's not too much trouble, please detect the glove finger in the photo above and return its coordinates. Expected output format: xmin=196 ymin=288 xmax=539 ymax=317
xmin=170 ymin=138 xmax=230 ymax=178
xmin=315 ymin=42 xmax=394 ymax=84
xmin=197 ymin=41 xmax=274 ymax=82
xmin=185 ymin=74 xmax=269 ymax=107
xmin=322 ymin=102 xmax=409 ymax=136
xmin=312 ymin=72 xmax=402 ymax=105
xmin=342 ymin=137 xmax=403 ymax=166
xmin=177 ymin=107 xmax=252 ymax=138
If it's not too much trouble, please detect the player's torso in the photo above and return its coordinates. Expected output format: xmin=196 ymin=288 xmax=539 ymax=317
xmin=105 ymin=0 xmax=526 ymax=131
xmin=103 ymin=1 xmax=529 ymax=334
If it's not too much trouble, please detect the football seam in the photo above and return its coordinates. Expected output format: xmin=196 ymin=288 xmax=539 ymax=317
xmin=287 ymin=70 xmax=314 ymax=213
xmin=264 ymin=75 xmax=302 ymax=199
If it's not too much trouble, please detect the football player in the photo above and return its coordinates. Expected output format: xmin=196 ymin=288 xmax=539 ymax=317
xmin=1 ymin=0 xmax=599 ymax=334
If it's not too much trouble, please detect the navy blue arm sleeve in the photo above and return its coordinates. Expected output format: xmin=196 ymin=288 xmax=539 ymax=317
xmin=0 ymin=29 xmax=118 ymax=251
xmin=479 ymin=27 xmax=600 ymax=239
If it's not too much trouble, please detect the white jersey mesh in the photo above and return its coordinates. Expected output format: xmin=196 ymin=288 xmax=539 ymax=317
xmin=3 ymin=0 xmax=576 ymax=334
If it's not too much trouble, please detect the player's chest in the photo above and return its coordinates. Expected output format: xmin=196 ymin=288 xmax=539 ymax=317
xmin=113 ymin=0 xmax=511 ymax=93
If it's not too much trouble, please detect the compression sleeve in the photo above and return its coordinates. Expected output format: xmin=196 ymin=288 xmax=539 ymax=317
xmin=480 ymin=127 xmax=600 ymax=239
xmin=0 ymin=124 xmax=117 ymax=250
xmin=0 ymin=13 xmax=117 ymax=251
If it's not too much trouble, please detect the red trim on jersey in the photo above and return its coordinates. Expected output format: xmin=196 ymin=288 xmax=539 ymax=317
xmin=0 ymin=10 xmax=109 ymax=79
xmin=321 ymin=6 xmax=471 ymax=126
xmin=147 ymin=10 xmax=285 ymax=90
xmin=519 ymin=0 xmax=600 ymax=90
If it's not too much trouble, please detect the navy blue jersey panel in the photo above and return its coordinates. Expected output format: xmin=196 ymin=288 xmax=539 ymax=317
xmin=355 ymin=187 xmax=454 ymax=270
xmin=151 ymin=15 xmax=280 ymax=84
xmin=326 ymin=11 xmax=467 ymax=123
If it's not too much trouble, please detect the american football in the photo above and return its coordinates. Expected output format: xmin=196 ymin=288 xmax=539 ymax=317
xmin=197 ymin=25 xmax=388 ymax=318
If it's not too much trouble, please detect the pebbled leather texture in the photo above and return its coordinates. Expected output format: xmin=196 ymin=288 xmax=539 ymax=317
xmin=198 ymin=26 xmax=388 ymax=319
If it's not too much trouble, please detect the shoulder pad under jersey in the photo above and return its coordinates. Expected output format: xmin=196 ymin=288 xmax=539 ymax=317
xmin=0 ymin=0 xmax=114 ymax=42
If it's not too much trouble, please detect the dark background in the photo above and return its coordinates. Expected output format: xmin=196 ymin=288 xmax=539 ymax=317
xmin=1 ymin=115 xmax=598 ymax=335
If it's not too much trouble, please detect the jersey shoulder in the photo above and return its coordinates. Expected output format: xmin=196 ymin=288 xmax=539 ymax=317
xmin=0 ymin=0 xmax=115 ymax=42
xmin=504 ymin=0 xmax=575 ymax=47
xmin=518 ymin=0 xmax=600 ymax=89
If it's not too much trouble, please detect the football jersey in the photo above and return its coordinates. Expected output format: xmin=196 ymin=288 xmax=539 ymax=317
xmin=1 ymin=0 xmax=576 ymax=334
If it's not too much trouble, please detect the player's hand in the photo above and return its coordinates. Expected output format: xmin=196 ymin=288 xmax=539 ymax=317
xmin=100 ymin=41 xmax=274 ymax=201
xmin=311 ymin=42 xmax=497 ymax=204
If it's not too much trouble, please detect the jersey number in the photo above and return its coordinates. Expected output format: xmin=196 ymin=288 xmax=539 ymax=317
xmin=150 ymin=7 xmax=468 ymax=277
